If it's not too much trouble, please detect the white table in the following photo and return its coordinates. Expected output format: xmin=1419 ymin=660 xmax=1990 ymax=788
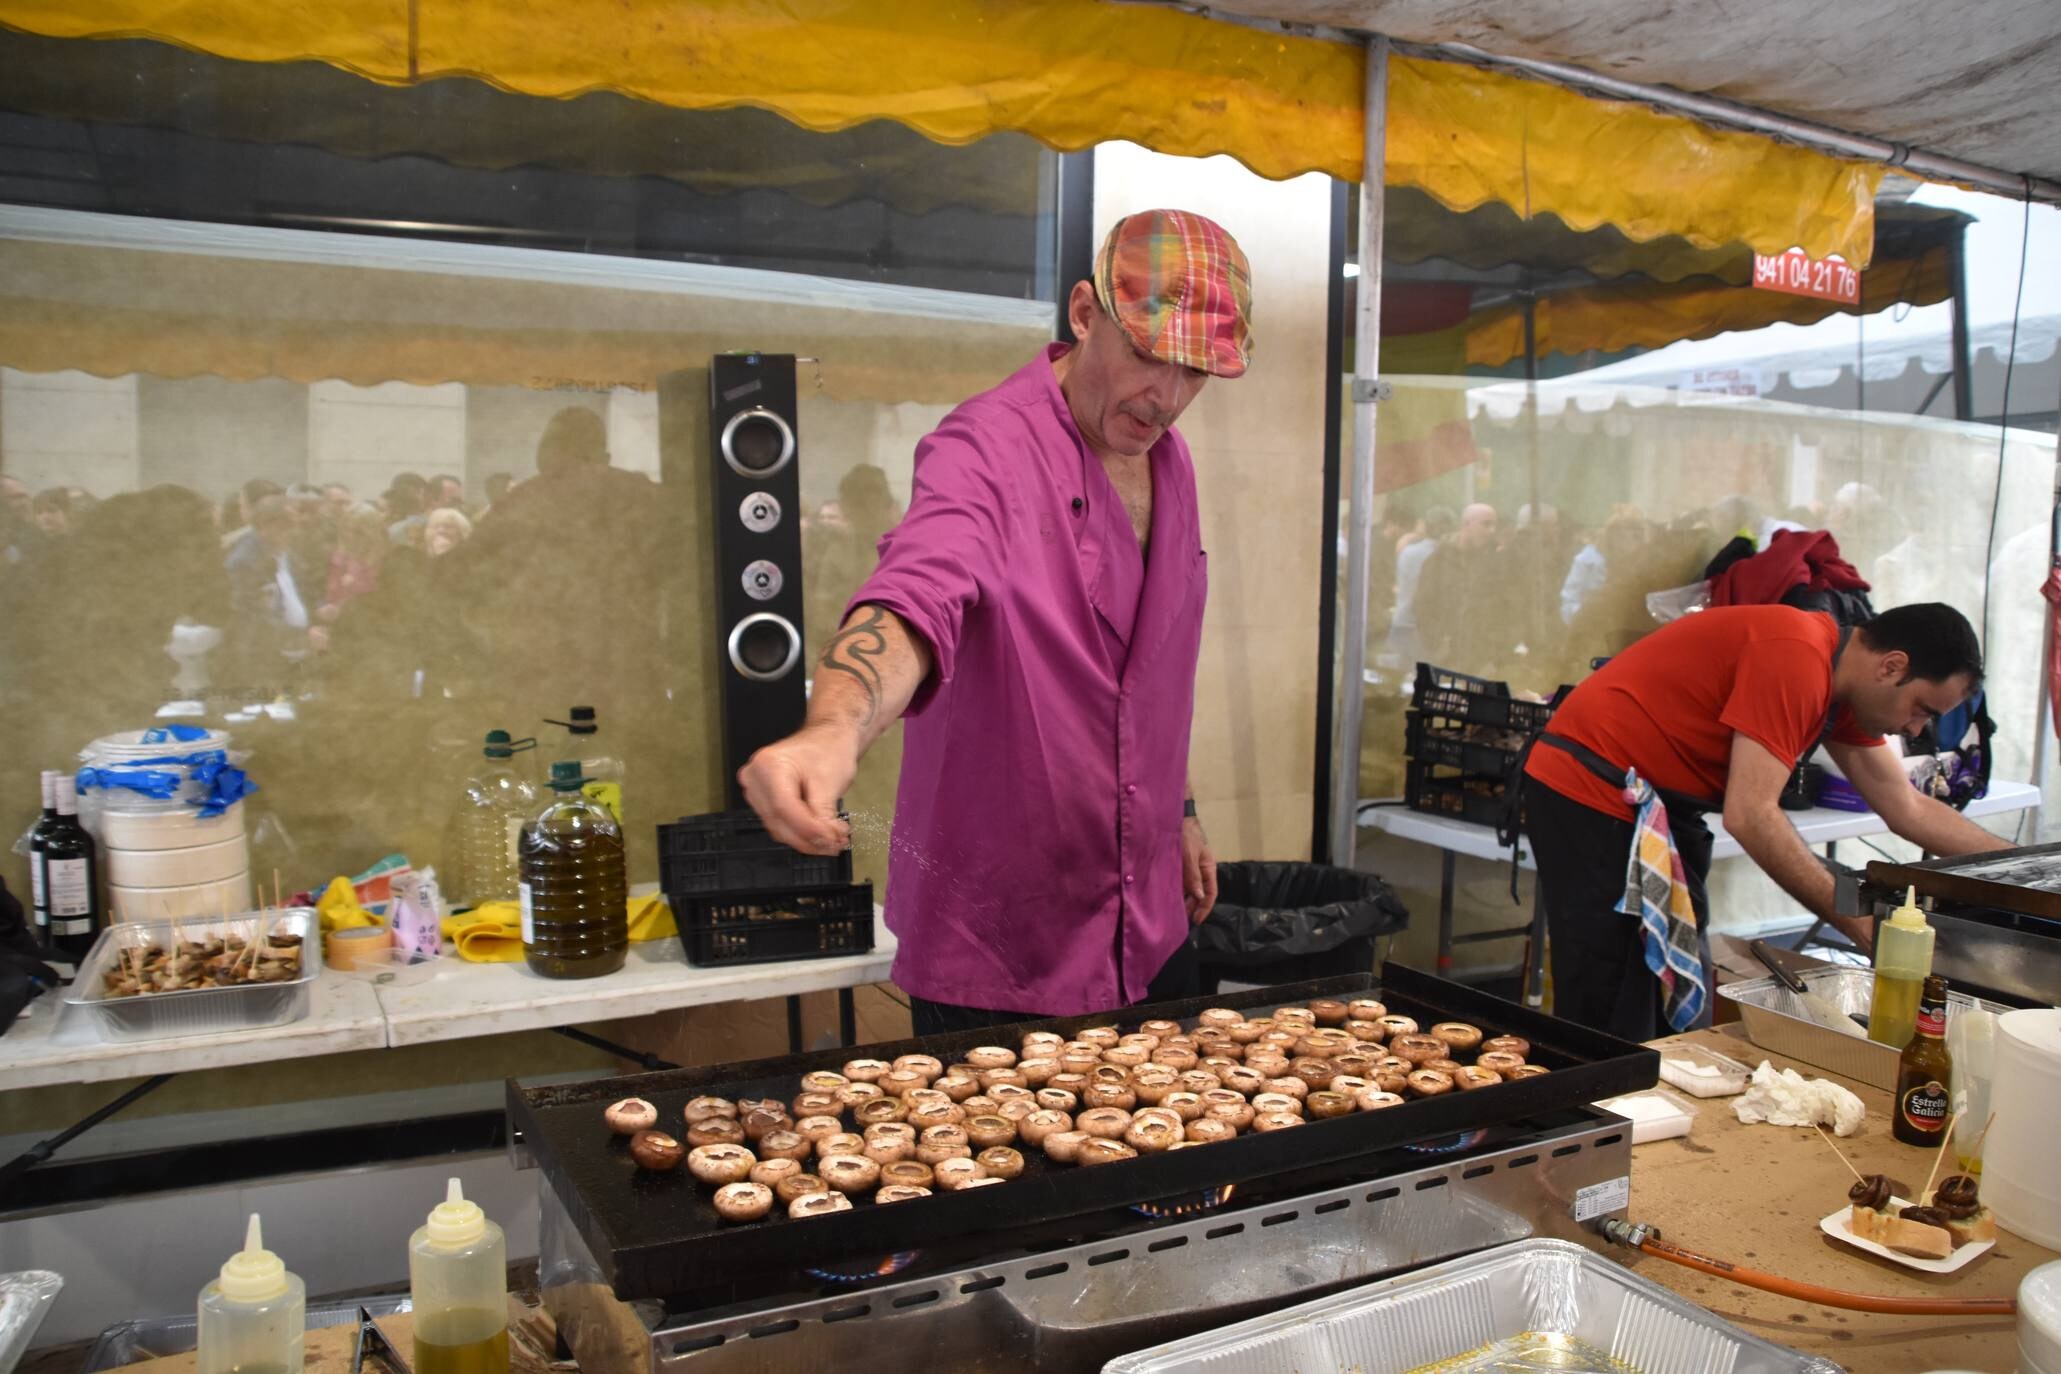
xmin=1 ymin=915 xmax=898 ymax=1091
xmin=1357 ymin=779 xmax=2042 ymax=995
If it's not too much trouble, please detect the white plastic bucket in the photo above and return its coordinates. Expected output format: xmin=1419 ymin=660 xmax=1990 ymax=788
xmin=105 ymin=834 xmax=250 ymax=888
xmin=109 ymin=870 xmax=252 ymax=921
xmin=94 ymin=800 xmax=245 ymax=852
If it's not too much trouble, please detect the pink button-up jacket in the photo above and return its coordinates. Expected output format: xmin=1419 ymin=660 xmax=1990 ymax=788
xmin=849 ymin=344 xmax=1207 ymax=1015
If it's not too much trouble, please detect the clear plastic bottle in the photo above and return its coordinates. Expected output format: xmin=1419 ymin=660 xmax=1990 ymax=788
xmin=544 ymin=706 xmax=625 ymax=828
xmin=408 ymin=1178 xmax=509 ymax=1374
xmin=518 ymin=761 xmax=628 ymax=979
xmin=197 ymin=1214 xmax=305 ymax=1374
xmin=1868 ymin=886 xmax=1936 ymax=1050
xmin=445 ymin=731 xmax=539 ymax=909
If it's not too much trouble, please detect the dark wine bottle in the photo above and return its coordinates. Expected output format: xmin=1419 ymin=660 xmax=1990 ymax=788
xmin=26 ymin=770 xmax=58 ymax=945
xmin=42 ymin=773 xmax=103 ymax=975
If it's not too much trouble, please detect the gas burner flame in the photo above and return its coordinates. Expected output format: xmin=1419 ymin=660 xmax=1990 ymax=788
xmin=805 ymin=1250 xmax=921 ymax=1284
xmin=1405 ymin=1128 xmax=1489 ymax=1155
xmin=1131 ymin=1183 xmax=1236 ymax=1219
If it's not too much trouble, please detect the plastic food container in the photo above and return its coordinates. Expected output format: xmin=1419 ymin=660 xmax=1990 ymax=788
xmin=1658 ymin=1040 xmax=1754 ymax=1096
xmin=62 ymin=908 xmax=321 ymax=1041
xmin=1594 ymin=1085 xmax=1698 ymax=1143
xmin=109 ymin=870 xmax=253 ymax=921
xmin=106 ymin=834 xmax=251 ymax=887
xmin=1102 ymin=1237 xmax=1842 ymax=1373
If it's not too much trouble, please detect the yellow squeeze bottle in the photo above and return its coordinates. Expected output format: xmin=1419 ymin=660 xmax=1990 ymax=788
xmin=1867 ymin=886 xmax=1935 ymax=1050
xmin=409 ymin=1179 xmax=510 ymax=1374
xmin=196 ymin=1215 xmax=305 ymax=1374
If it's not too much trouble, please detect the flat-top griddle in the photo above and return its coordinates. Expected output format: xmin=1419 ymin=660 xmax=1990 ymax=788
xmin=508 ymin=963 xmax=1656 ymax=1300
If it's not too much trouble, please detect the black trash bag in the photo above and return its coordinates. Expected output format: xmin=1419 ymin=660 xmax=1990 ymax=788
xmin=1194 ymin=862 xmax=1409 ymax=980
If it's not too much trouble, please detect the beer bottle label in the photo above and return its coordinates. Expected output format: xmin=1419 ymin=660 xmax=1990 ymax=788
xmin=1900 ymin=1078 xmax=1950 ymax=1132
xmin=1914 ymin=1001 xmax=1947 ymax=1039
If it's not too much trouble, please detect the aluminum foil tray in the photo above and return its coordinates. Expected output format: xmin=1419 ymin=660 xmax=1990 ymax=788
xmin=1716 ymin=965 xmax=2012 ymax=1091
xmin=59 ymin=908 xmax=321 ymax=1042
xmin=1103 ymin=1238 xmax=1842 ymax=1374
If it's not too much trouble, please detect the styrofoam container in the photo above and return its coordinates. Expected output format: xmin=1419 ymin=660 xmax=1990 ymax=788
xmin=105 ymin=834 xmax=249 ymax=887
xmin=1102 ymin=1238 xmax=1843 ymax=1373
xmin=1594 ymin=1086 xmax=1697 ymax=1143
xmin=109 ymin=870 xmax=252 ymax=921
xmin=93 ymin=800 xmax=245 ymax=852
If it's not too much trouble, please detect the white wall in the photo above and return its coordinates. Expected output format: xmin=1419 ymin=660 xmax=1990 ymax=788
xmin=1 ymin=368 xmax=138 ymax=499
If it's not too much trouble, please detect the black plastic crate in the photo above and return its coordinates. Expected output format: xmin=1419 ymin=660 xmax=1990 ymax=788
xmin=1403 ymin=760 xmax=1516 ymax=829
xmin=1412 ymin=662 xmax=1559 ymax=734
xmin=658 ymin=809 xmax=852 ymax=897
xmin=672 ymin=882 xmax=875 ymax=968
xmin=1404 ymin=709 xmax=1532 ymax=777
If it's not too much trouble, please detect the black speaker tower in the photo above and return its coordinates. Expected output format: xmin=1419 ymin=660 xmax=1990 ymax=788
xmin=708 ymin=353 xmax=807 ymax=806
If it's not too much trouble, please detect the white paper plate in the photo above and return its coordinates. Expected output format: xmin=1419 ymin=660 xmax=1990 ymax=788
xmin=1818 ymin=1197 xmax=1995 ymax=1273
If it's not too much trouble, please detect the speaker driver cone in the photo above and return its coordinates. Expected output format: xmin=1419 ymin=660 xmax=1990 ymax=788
xmin=721 ymin=407 xmax=796 ymax=478
xmin=728 ymin=612 xmax=802 ymax=682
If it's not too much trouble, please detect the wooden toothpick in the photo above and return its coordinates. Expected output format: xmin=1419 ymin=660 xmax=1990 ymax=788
xmin=1813 ymin=1124 xmax=1867 ymax=1185
xmin=1960 ymin=1112 xmax=1998 ymax=1171
xmin=1919 ymin=1111 xmax=1962 ymax=1204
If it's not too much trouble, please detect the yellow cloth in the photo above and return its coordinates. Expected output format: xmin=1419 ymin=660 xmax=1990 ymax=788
xmin=0 ymin=0 xmax=1879 ymax=264
xmin=316 ymin=874 xmax=385 ymax=933
xmin=439 ymin=894 xmax=674 ymax=963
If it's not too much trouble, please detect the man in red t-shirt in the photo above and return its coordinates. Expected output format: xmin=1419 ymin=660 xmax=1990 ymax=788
xmin=1523 ymin=602 xmax=2008 ymax=1040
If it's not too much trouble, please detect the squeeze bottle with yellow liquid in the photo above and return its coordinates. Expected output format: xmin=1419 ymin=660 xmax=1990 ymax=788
xmin=197 ymin=1214 xmax=305 ymax=1374
xmin=408 ymin=1178 xmax=509 ymax=1374
xmin=1867 ymin=886 xmax=1935 ymax=1050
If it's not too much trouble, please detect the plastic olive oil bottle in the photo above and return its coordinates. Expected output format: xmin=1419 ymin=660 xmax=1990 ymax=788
xmin=409 ymin=1178 xmax=509 ymax=1374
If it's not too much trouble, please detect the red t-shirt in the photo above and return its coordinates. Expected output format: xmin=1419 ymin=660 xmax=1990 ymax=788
xmin=1524 ymin=606 xmax=1882 ymax=821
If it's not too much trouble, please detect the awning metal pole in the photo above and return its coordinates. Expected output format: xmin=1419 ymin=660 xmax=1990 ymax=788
xmin=1328 ymin=34 xmax=1388 ymax=869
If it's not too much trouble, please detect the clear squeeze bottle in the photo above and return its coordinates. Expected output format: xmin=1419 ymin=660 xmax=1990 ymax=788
xmin=518 ymin=761 xmax=628 ymax=978
xmin=446 ymin=730 xmax=538 ymax=908
xmin=196 ymin=1215 xmax=305 ymax=1374
xmin=408 ymin=1178 xmax=509 ymax=1374
xmin=1867 ymin=886 xmax=1935 ymax=1050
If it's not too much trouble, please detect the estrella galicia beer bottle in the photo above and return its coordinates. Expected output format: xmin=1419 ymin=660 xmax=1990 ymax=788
xmin=1892 ymin=974 xmax=1954 ymax=1146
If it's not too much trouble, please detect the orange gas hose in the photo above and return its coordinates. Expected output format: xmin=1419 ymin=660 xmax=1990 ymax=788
xmin=1634 ymin=1234 xmax=2017 ymax=1316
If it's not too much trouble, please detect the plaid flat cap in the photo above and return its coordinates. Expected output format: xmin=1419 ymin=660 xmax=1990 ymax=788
xmin=1093 ymin=209 xmax=1253 ymax=379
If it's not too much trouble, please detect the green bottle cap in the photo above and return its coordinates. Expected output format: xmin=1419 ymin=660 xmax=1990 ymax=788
xmin=549 ymin=760 xmax=584 ymax=790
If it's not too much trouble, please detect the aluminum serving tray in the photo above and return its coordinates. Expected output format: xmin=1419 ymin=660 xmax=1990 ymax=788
xmin=1715 ymin=966 xmax=2011 ymax=1091
xmin=60 ymin=908 xmax=322 ymax=1042
xmin=1103 ymin=1237 xmax=1844 ymax=1374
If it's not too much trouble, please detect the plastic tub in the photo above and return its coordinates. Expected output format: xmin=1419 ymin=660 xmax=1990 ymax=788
xmin=106 ymin=834 xmax=250 ymax=887
xmin=1593 ymin=1086 xmax=1697 ymax=1143
xmin=110 ymin=870 xmax=252 ymax=921
xmin=94 ymin=800 xmax=245 ymax=852
xmin=1658 ymin=1041 xmax=1753 ymax=1097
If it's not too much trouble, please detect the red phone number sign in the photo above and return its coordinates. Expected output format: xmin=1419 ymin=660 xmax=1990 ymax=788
xmin=1752 ymin=248 xmax=1860 ymax=305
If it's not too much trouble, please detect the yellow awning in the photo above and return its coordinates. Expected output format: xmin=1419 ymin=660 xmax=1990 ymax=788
xmin=0 ymin=0 xmax=1882 ymax=265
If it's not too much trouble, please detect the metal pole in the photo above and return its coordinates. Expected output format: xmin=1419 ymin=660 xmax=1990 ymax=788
xmin=1948 ymin=227 xmax=1974 ymax=422
xmin=1328 ymin=35 xmax=1390 ymax=869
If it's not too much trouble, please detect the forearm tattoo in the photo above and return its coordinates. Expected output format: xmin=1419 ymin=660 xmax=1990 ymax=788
xmin=820 ymin=605 xmax=891 ymax=728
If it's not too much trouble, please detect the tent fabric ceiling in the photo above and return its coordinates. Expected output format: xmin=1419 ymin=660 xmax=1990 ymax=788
xmin=0 ymin=0 xmax=1881 ymax=263
xmin=1208 ymin=1 xmax=2061 ymax=192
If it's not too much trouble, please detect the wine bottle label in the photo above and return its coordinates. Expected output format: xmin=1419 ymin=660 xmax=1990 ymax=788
xmin=1900 ymin=1079 xmax=1950 ymax=1132
xmin=53 ymin=916 xmax=95 ymax=936
xmin=47 ymin=858 xmax=91 ymax=917
xmin=519 ymin=882 xmax=536 ymax=944
xmin=30 ymin=858 xmax=46 ymax=919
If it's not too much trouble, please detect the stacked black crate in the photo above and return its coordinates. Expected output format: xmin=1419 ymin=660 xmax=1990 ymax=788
xmin=657 ymin=810 xmax=872 ymax=967
xmin=1401 ymin=664 xmax=1561 ymax=828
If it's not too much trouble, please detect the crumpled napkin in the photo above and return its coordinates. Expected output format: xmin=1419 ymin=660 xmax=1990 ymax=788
xmin=1730 ymin=1060 xmax=1866 ymax=1137
xmin=317 ymin=874 xmax=385 ymax=932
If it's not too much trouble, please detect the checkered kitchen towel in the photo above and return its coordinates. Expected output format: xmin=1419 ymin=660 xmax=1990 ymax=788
xmin=1616 ymin=768 xmax=1707 ymax=1032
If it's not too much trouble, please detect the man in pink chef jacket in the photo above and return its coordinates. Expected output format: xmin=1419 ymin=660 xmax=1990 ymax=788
xmin=741 ymin=209 xmax=1253 ymax=1034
